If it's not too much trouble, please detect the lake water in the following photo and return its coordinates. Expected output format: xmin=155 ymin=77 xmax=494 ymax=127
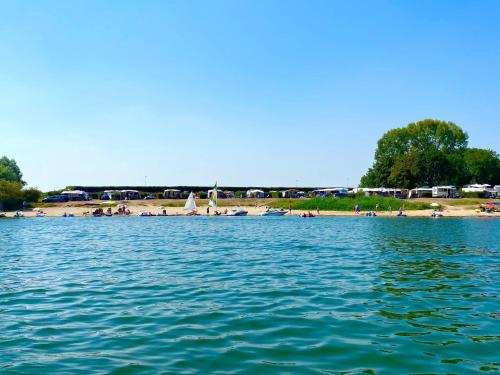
xmin=1 ymin=217 xmax=499 ymax=374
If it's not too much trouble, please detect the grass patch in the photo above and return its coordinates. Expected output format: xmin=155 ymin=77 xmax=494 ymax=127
xmin=31 ymin=202 xmax=57 ymax=208
xmin=271 ymin=197 xmax=431 ymax=211
xmin=441 ymin=198 xmax=496 ymax=206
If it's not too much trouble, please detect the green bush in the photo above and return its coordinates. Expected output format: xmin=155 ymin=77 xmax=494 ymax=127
xmin=460 ymin=191 xmax=483 ymax=198
xmin=23 ymin=187 xmax=42 ymax=202
xmin=0 ymin=180 xmax=24 ymax=210
xmin=46 ymin=189 xmax=63 ymax=196
xmin=234 ymin=190 xmax=245 ymax=198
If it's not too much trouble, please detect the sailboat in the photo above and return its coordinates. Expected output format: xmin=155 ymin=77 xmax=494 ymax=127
xmin=184 ymin=192 xmax=197 ymax=215
xmin=208 ymin=182 xmax=220 ymax=215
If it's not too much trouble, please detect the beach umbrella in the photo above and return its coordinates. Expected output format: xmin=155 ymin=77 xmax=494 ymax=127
xmin=430 ymin=202 xmax=440 ymax=207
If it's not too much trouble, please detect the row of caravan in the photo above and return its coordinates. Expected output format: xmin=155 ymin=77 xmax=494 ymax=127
xmin=410 ymin=184 xmax=500 ymax=198
xmin=43 ymin=184 xmax=500 ymax=203
xmin=356 ymin=184 xmax=500 ymax=199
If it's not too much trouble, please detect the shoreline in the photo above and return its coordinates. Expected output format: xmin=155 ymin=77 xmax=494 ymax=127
xmin=2 ymin=200 xmax=499 ymax=218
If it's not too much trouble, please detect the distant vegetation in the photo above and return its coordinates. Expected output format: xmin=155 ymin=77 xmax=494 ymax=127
xmin=2 ymin=120 xmax=499 ymax=212
xmin=272 ymin=197 xmax=431 ymax=211
xmin=0 ymin=157 xmax=42 ymax=210
xmin=360 ymin=119 xmax=500 ymax=188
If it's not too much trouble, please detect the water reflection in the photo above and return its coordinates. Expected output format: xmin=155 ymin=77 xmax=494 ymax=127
xmin=369 ymin=218 xmax=499 ymax=371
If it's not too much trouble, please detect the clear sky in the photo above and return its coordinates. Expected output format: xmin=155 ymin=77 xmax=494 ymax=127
xmin=1 ymin=0 xmax=499 ymax=191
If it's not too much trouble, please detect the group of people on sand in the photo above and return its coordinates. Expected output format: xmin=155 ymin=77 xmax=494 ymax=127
xmin=139 ymin=210 xmax=168 ymax=216
xmin=88 ymin=208 xmax=112 ymax=217
xmin=205 ymin=207 xmax=230 ymax=216
xmin=354 ymin=203 xmax=406 ymax=217
xmin=82 ymin=205 xmax=132 ymax=217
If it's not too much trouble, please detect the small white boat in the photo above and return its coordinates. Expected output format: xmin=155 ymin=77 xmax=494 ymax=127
xmin=226 ymin=208 xmax=248 ymax=216
xmin=14 ymin=211 xmax=24 ymax=218
xmin=260 ymin=208 xmax=287 ymax=216
xmin=431 ymin=210 xmax=443 ymax=218
xmin=36 ymin=212 xmax=46 ymax=217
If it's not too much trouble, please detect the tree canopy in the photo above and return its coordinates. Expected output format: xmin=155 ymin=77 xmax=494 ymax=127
xmin=0 ymin=156 xmax=42 ymax=210
xmin=463 ymin=148 xmax=500 ymax=185
xmin=360 ymin=119 xmax=500 ymax=188
xmin=0 ymin=156 xmax=25 ymax=185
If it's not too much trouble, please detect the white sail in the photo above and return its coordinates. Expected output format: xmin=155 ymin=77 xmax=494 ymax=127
xmin=184 ymin=192 xmax=197 ymax=211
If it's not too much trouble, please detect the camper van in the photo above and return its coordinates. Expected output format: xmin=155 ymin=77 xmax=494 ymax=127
xmin=61 ymin=190 xmax=90 ymax=201
xmin=432 ymin=186 xmax=458 ymax=198
xmin=120 ymin=190 xmax=141 ymax=200
xmin=462 ymin=184 xmax=491 ymax=193
xmin=101 ymin=190 xmax=122 ymax=200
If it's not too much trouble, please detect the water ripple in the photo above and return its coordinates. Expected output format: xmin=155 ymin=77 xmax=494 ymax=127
xmin=1 ymin=217 xmax=499 ymax=374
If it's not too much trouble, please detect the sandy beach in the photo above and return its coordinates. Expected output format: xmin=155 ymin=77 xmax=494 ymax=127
xmin=3 ymin=199 xmax=499 ymax=218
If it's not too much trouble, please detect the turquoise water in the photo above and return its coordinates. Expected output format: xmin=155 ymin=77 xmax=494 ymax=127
xmin=1 ymin=217 xmax=499 ymax=374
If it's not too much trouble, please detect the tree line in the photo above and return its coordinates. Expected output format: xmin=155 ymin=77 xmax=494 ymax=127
xmin=360 ymin=119 xmax=500 ymax=189
xmin=0 ymin=157 xmax=41 ymax=210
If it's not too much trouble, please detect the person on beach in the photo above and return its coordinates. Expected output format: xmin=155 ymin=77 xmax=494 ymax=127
xmin=316 ymin=206 xmax=320 ymax=215
xmin=375 ymin=203 xmax=379 ymax=212
xmin=206 ymin=206 xmax=210 ymax=216
xmin=354 ymin=204 xmax=360 ymax=214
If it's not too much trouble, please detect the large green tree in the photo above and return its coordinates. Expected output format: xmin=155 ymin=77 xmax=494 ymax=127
xmin=463 ymin=148 xmax=500 ymax=185
xmin=0 ymin=156 xmax=25 ymax=185
xmin=0 ymin=156 xmax=33 ymax=210
xmin=360 ymin=119 xmax=499 ymax=188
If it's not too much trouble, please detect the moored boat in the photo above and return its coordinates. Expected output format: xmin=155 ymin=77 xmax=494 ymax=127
xmin=226 ymin=208 xmax=248 ymax=216
xmin=260 ymin=208 xmax=287 ymax=216
xmin=431 ymin=210 xmax=443 ymax=217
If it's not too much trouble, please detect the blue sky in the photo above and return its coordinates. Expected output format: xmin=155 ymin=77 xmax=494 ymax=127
xmin=1 ymin=0 xmax=499 ymax=190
